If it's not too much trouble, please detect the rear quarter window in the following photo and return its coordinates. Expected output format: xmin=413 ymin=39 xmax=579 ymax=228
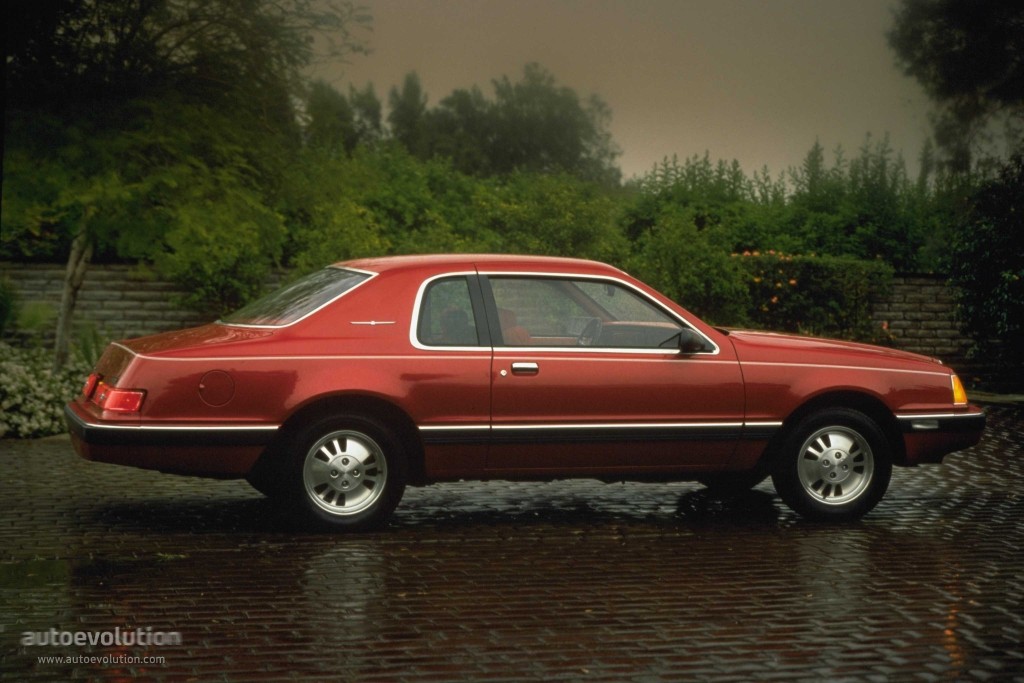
xmin=220 ymin=267 xmax=371 ymax=327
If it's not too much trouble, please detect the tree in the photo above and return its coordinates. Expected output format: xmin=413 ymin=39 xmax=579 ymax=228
xmin=400 ymin=64 xmax=621 ymax=184
xmin=488 ymin=63 xmax=620 ymax=184
xmin=348 ymin=83 xmax=384 ymax=147
xmin=948 ymin=153 xmax=1024 ymax=376
xmin=388 ymin=72 xmax=430 ymax=156
xmin=305 ymin=80 xmax=358 ymax=155
xmin=626 ymin=205 xmax=749 ymax=325
xmin=889 ymin=0 xmax=1024 ymax=172
xmin=478 ymin=172 xmax=626 ymax=262
xmin=424 ymin=86 xmax=494 ymax=176
xmin=3 ymin=0 xmax=369 ymax=368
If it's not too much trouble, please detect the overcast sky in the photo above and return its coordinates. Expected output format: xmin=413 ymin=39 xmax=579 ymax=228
xmin=318 ymin=0 xmax=932 ymax=181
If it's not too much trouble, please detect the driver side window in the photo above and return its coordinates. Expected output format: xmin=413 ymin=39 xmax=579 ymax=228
xmin=488 ymin=276 xmax=683 ymax=349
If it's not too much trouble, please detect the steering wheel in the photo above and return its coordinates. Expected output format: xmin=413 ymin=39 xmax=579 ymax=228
xmin=577 ymin=318 xmax=602 ymax=346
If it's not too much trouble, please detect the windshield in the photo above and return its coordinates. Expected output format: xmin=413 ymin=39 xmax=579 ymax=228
xmin=220 ymin=267 xmax=371 ymax=327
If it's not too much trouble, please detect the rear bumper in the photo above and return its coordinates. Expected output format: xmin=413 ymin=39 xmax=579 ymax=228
xmin=898 ymin=408 xmax=986 ymax=465
xmin=64 ymin=402 xmax=277 ymax=477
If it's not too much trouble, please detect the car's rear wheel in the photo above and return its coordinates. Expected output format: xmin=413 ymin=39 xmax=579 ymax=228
xmin=287 ymin=414 xmax=406 ymax=531
xmin=772 ymin=408 xmax=892 ymax=521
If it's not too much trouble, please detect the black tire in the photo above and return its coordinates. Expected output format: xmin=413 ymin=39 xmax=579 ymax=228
xmin=285 ymin=414 xmax=407 ymax=531
xmin=771 ymin=408 xmax=892 ymax=521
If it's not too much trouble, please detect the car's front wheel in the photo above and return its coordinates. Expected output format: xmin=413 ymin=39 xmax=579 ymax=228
xmin=772 ymin=408 xmax=892 ymax=521
xmin=287 ymin=414 xmax=406 ymax=531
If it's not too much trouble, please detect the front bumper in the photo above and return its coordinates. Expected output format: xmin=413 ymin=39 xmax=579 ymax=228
xmin=897 ymin=408 xmax=986 ymax=465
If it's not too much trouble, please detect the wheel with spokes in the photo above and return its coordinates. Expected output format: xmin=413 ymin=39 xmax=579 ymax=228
xmin=288 ymin=414 xmax=406 ymax=531
xmin=772 ymin=408 xmax=892 ymax=521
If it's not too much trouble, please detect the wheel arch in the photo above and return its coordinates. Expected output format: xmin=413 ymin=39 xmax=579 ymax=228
xmin=257 ymin=393 xmax=427 ymax=485
xmin=763 ymin=390 xmax=906 ymax=467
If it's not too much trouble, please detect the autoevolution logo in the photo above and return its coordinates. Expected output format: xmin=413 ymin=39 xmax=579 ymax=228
xmin=19 ymin=627 xmax=182 ymax=647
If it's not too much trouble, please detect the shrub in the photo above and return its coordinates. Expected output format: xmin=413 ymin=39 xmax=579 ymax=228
xmin=626 ymin=206 xmax=750 ymax=325
xmin=735 ymin=251 xmax=893 ymax=342
xmin=0 ymin=343 xmax=92 ymax=439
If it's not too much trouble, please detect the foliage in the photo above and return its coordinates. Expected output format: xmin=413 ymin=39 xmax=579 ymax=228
xmin=5 ymin=0 xmax=370 ymax=116
xmin=304 ymin=80 xmax=384 ymax=155
xmin=3 ymin=0 xmax=368 ymax=367
xmin=627 ymin=142 xmax=926 ymax=271
xmin=625 ymin=205 xmax=750 ymax=325
xmin=284 ymin=146 xmax=625 ymax=272
xmin=949 ymin=153 xmax=1024 ymax=370
xmin=888 ymin=0 xmax=1024 ymax=172
xmin=478 ymin=172 xmax=627 ymax=262
xmin=736 ymin=252 xmax=894 ymax=342
xmin=391 ymin=64 xmax=623 ymax=184
xmin=156 ymin=180 xmax=288 ymax=316
xmin=388 ymin=72 xmax=430 ymax=157
xmin=0 ymin=343 xmax=92 ymax=439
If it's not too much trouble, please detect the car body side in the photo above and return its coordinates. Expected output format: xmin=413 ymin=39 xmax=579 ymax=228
xmin=65 ymin=255 xmax=985 ymax=485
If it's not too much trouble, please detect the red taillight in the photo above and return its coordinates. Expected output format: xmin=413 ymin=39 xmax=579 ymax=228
xmin=92 ymin=382 xmax=145 ymax=413
xmin=82 ymin=373 xmax=101 ymax=399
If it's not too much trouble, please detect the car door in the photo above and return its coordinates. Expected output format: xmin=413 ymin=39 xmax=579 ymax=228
xmin=482 ymin=274 xmax=746 ymax=478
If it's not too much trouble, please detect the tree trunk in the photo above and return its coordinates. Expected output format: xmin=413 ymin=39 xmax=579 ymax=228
xmin=53 ymin=230 xmax=94 ymax=371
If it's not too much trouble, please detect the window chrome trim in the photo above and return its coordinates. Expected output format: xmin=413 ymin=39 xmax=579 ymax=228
xmin=218 ymin=266 xmax=378 ymax=330
xmin=410 ymin=269 xmax=720 ymax=355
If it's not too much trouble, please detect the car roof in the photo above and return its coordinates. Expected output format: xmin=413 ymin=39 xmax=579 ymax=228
xmin=339 ymin=254 xmax=623 ymax=277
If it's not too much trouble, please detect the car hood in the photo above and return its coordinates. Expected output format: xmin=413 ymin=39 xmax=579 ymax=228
xmin=726 ymin=329 xmax=943 ymax=367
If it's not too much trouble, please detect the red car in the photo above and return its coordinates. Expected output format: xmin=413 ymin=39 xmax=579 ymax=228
xmin=66 ymin=254 xmax=985 ymax=529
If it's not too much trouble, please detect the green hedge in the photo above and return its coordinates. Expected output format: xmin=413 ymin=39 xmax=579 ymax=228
xmin=735 ymin=251 xmax=894 ymax=343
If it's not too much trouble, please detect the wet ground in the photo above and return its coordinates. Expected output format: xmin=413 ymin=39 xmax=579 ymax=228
xmin=1 ymin=407 xmax=1022 ymax=681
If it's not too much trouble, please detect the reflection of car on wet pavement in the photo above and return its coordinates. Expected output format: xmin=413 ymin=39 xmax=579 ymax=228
xmin=64 ymin=254 xmax=985 ymax=529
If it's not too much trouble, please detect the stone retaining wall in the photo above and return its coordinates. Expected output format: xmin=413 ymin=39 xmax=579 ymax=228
xmin=0 ymin=263 xmax=209 ymax=343
xmin=871 ymin=274 xmax=971 ymax=360
xmin=1 ymin=263 xmax=972 ymax=363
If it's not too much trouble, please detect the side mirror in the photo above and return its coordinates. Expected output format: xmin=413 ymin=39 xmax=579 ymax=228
xmin=678 ymin=328 xmax=711 ymax=354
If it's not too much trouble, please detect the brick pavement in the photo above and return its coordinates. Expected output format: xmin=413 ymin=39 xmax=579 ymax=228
xmin=1 ymin=407 xmax=1022 ymax=681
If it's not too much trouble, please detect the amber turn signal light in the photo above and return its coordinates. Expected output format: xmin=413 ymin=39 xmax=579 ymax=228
xmin=951 ymin=374 xmax=968 ymax=406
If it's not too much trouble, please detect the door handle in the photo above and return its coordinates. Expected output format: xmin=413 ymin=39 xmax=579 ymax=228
xmin=510 ymin=362 xmax=539 ymax=376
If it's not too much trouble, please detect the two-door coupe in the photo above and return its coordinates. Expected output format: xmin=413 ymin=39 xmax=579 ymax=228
xmin=66 ymin=254 xmax=985 ymax=529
